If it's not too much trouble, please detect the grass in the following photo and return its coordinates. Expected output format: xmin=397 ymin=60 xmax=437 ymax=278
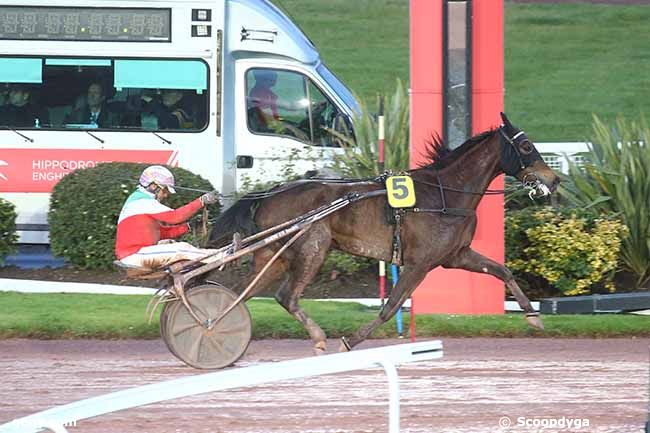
xmin=274 ymin=1 xmax=650 ymax=140
xmin=1 ymin=292 xmax=647 ymax=340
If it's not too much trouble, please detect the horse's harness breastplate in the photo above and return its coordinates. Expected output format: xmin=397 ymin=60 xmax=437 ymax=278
xmin=381 ymin=172 xmax=476 ymax=266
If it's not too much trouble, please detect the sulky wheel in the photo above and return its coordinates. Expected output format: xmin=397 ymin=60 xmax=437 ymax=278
xmin=160 ymin=283 xmax=252 ymax=369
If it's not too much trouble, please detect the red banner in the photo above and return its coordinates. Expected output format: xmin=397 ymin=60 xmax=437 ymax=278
xmin=0 ymin=149 xmax=174 ymax=192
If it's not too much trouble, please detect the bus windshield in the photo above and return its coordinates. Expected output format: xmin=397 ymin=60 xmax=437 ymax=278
xmin=0 ymin=56 xmax=209 ymax=131
xmin=316 ymin=63 xmax=360 ymax=117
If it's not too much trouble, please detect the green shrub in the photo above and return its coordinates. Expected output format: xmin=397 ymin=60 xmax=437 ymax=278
xmin=322 ymin=250 xmax=374 ymax=276
xmin=560 ymin=115 xmax=650 ymax=288
xmin=325 ymin=80 xmax=410 ymax=277
xmin=330 ymin=79 xmax=410 ymax=178
xmin=0 ymin=198 xmax=18 ymax=265
xmin=49 ymin=162 xmax=220 ymax=269
xmin=506 ymin=206 xmax=627 ymax=296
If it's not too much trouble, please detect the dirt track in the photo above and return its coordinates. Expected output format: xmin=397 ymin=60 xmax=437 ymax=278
xmin=0 ymin=338 xmax=648 ymax=433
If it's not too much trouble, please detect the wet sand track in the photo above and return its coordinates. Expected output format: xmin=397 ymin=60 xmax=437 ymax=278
xmin=0 ymin=338 xmax=647 ymax=432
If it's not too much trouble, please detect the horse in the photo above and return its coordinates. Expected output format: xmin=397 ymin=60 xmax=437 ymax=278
xmin=209 ymin=113 xmax=560 ymax=353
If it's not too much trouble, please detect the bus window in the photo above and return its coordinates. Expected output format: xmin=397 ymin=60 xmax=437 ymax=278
xmin=0 ymin=56 xmax=210 ymax=131
xmin=245 ymin=68 xmax=349 ymax=147
xmin=0 ymin=58 xmax=47 ymax=128
xmin=246 ymin=69 xmax=311 ymax=142
xmin=307 ymin=81 xmax=352 ymax=148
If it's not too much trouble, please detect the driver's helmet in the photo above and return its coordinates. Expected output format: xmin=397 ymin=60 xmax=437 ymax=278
xmin=139 ymin=165 xmax=176 ymax=193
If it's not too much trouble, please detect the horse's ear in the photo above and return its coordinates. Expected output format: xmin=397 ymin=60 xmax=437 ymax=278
xmin=500 ymin=112 xmax=512 ymax=127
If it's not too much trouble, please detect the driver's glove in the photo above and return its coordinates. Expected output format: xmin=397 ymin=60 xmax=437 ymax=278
xmin=200 ymin=190 xmax=220 ymax=206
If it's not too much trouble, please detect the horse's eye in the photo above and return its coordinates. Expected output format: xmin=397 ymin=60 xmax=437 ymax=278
xmin=519 ymin=140 xmax=534 ymax=155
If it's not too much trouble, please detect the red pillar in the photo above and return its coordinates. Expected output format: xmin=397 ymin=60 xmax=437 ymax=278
xmin=409 ymin=0 xmax=444 ymax=170
xmin=410 ymin=0 xmax=505 ymax=314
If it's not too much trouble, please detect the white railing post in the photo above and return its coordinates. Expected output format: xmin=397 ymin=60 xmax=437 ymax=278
xmin=380 ymin=360 xmax=401 ymax=433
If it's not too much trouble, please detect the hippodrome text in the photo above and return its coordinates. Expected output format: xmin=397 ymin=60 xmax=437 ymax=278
xmin=31 ymin=159 xmax=99 ymax=182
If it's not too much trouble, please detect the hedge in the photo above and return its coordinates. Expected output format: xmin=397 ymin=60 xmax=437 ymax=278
xmin=0 ymin=197 xmax=18 ymax=265
xmin=48 ymin=162 xmax=220 ymax=269
xmin=506 ymin=206 xmax=627 ymax=297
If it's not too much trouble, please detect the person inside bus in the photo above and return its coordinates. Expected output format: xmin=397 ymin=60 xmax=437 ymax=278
xmin=247 ymin=70 xmax=309 ymax=141
xmin=0 ymin=83 xmax=49 ymax=128
xmin=0 ymin=84 xmax=8 ymax=107
xmin=64 ymin=82 xmax=121 ymax=128
xmin=141 ymin=89 xmax=200 ymax=130
xmin=248 ymin=69 xmax=280 ymax=124
xmin=115 ymin=165 xmax=223 ymax=270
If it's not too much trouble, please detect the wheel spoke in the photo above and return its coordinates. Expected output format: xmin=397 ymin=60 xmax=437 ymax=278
xmin=214 ymin=292 xmax=229 ymax=314
xmin=205 ymin=334 xmax=232 ymax=357
xmin=189 ymin=332 xmax=203 ymax=363
xmin=189 ymin=300 xmax=209 ymax=321
xmin=217 ymin=322 xmax=249 ymax=336
xmin=171 ymin=321 xmax=197 ymax=338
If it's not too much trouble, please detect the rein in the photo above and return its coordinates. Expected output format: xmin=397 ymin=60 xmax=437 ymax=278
xmin=412 ymin=178 xmax=513 ymax=196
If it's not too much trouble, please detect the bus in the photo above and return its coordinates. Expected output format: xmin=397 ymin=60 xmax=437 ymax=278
xmin=0 ymin=0 xmax=359 ymax=243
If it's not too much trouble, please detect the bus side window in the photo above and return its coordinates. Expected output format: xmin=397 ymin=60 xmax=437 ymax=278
xmin=48 ymin=105 xmax=73 ymax=127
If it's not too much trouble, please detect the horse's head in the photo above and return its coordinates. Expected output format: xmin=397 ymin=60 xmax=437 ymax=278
xmin=498 ymin=112 xmax=560 ymax=198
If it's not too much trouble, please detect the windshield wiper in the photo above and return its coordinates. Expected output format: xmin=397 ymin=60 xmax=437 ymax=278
xmin=85 ymin=130 xmax=105 ymax=144
xmin=151 ymin=131 xmax=172 ymax=145
xmin=1 ymin=126 xmax=33 ymax=143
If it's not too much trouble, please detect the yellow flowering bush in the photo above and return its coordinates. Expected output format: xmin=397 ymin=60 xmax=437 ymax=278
xmin=506 ymin=207 xmax=627 ymax=296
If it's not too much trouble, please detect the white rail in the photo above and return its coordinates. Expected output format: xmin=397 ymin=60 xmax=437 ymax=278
xmin=536 ymin=142 xmax=590 ymax=174
xmin=0 ymin=341 xmax=443 ymax=433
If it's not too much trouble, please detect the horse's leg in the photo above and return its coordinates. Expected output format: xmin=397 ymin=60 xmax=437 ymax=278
xmin=274 ymin=223 xmax=332 ymax=354
xmin=340 ymin=264 xmax=430 ymax=351
xmin=240 ymin=248 xmax=289 ymax=301
xmin=442 ymin=246 xmax=544 ymax=330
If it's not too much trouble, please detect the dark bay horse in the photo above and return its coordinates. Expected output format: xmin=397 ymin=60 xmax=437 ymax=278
xmin=209 ymin=113 xmax=560 ymax=353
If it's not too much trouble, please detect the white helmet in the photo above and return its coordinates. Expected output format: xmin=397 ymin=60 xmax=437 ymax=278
xmin=139 ymin=165 xmax=176 ymax=193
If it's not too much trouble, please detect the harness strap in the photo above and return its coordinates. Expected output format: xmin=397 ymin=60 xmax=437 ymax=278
xmin=406 ymin=172 xmax=476 ymax=218
xmin=436 ymin=172 xmax=447 ymax=210
xmin=391 ymin=209 xmax=405 ymax=266
xmin=410 ymin=207 xmax=475 ymax=217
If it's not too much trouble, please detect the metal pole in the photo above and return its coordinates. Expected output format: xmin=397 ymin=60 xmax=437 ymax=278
xmin=379 ymin=360 xmax=400 ymax=433
xmin=378 ymin=95 xmax=387 ymax=307
xmin=379 ymin=261 xmax=386 ymax=307
xmin=410 ymin=296 xmax=416 ymax=342
xmin=646 ymin=345 xmax=650 ymax=433
xmin=391 ymin=264 xmax=403 ymax=337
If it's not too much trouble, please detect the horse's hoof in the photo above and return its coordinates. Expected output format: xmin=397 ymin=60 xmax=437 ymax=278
xmin=526 ymin=314 xmax=545 ymax=331
xmin=338 ymin=337 xmax=351 ymax=352
xmin=313 ymin=341 xmax=327 ymax=356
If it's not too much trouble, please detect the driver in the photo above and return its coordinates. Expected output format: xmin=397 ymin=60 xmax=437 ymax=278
xmin=115 ymin=165 xmax=222 ymax=269
xmin=248 ymin=70 xmax=280 ymax=121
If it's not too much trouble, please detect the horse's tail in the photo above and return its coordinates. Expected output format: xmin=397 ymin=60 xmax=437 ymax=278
xmin=208 ymin=196 xmax=260 ymax=247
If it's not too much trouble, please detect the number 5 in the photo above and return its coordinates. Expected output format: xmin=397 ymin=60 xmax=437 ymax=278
xmin=391 ymin=177 xmax=409 ymax=199
xmin=386 ymin=175 xmax=416 ymax=208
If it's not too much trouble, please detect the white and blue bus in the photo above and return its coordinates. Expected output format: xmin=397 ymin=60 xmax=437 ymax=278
xmin=0 ymin=0 xmax=358 ymax=243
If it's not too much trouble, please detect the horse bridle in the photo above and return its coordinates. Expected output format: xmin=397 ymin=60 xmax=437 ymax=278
xmin=498 ymin=126 xmax=551 ymax=198
xmin=408 ymin=125 xmax=551 ymax=217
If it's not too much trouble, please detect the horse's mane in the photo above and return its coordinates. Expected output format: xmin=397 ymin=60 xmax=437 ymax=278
xmin=418 ymin=129 xmax=498 ymax=170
